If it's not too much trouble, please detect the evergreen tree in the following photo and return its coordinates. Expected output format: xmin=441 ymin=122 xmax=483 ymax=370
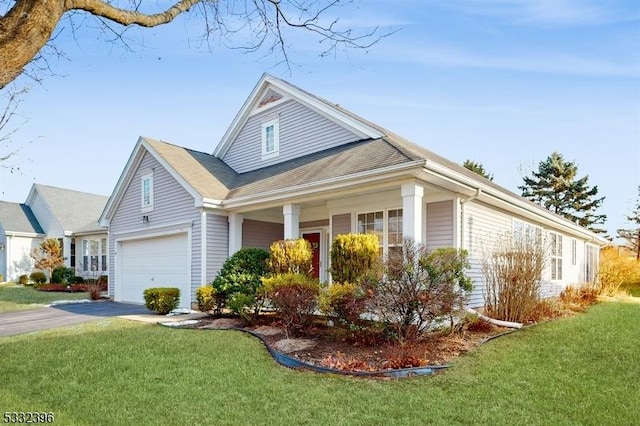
xmin=617 ymin=186 xmax=640 ymax=260
xmin=463 ymin=159 xmax=494 ymax=181
xmin=519 ymin=152 xmax=606 ymax=233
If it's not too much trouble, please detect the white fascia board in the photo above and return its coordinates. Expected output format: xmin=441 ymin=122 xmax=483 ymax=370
xmin=222 ymin=160 xmax=425 ymax=210
xmin=197 ymin=198 xmax=225 ymax=209
xmin=423 ymin=159 xmax=608 ymax=244
xmin=5 ymin=231 xmax=45 ymax=238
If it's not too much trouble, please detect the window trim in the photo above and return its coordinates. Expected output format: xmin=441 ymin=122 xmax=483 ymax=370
xmin=550 ymin=232 xmax=563 ymax=281
xmin=81 ymin=238 xmax=108 ymax=273
xmin=261 ymin=116 xmax=280 ymax=160
xmin=571 ymin=238 xmax=577 ymax=266
xmin=356 ymin=208 xmax=403 ymax=257
xmin=141 ymin=171 xmax=154 ymax=213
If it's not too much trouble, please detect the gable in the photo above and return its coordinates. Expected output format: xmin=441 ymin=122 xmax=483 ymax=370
xmin=221 ymin=98 xmax=363 ymax=173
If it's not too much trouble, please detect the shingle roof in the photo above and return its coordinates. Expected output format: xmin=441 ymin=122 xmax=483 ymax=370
xmin=0 ymin=201 xmax=44 ymax=234
xmin=33 ymin=184 xmax=108 ymax=233
xmin=143 ymin=137 xmax=236 ymax=200
xmin=229 ymin=138 xmax=417 ymax=198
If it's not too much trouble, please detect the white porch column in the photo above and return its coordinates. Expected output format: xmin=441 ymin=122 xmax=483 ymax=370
xmin=228 ymin=213 xmax=244 ymax=256
xmin=283 ymin=204 xmax=300 ymax=239
xmin=401 ymin=182 xmax=424 ymax=245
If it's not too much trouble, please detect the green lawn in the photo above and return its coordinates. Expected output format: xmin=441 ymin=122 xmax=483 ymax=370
xmin=0 ymin=285 xmax=88 ymax=312
xmin=0 ymin=301 xmax=638 ymax=425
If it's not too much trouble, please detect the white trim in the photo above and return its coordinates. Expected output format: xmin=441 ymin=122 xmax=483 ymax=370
xmin=113 ymin=221 xmax=193 ymax=242
xmin=201 ymin=210 xmax=207 ymax=285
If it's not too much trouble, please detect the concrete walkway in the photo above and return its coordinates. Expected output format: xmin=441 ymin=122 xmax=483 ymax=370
xmin=0 ymin=301 xmax=205 ymax=337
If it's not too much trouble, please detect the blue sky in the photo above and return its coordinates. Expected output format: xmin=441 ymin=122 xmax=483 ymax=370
xmin=1 ymin=0 xmax=638 ymax=239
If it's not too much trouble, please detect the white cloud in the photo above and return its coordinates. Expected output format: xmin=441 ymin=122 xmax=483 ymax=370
xmin=434 ymin=0 xmax=640 ymax=26
xmin=383 ymin=42 xmax=640 ymax=78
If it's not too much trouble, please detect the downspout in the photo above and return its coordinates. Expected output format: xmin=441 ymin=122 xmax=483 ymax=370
xmin=459 ymin=188 xmax=524 ymax=329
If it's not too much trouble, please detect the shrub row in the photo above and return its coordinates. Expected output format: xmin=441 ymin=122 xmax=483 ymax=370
xmin=198 ymin=235 xmax=472 ymax=343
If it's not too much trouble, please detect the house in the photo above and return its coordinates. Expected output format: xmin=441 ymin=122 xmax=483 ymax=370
xmin=99 ymin=74 xmax=607 ymax=309
xmin=0 ymin=184 xmax=109 ymax=281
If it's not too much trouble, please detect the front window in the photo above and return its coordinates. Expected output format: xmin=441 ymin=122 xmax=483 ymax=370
xmin=571 ymin=238 xmax=577 ymax=266
xmin=141 ymin=172 xmax=154 ymax=212
xmin=82 ymin=238 xmax=108 ymax=273
xmin=357 ymin=209 xmax=403 ymax=257
xmin=550 ymin=232 xmax=563 ymax=280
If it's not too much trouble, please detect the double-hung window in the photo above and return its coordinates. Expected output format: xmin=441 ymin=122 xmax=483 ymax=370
xmin=357 ymin=209 xmax=403 ymax=257
xmin=550 ymin=232 xmax=563 ymax=280
xmin=82 ymin=238 xmax=107 ymax=272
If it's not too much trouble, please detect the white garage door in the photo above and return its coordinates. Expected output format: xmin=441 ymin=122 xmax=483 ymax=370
xmin=117 ymin=233 xmax=190 ymax=309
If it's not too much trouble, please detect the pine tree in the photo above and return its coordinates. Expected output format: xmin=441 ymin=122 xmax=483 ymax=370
xmin=519 ymin=152 xmax=606 ymax=233
xmin=617 ymin=186 xmax=640 ymax=260
xmin=463 ymin=159 xmax=494 ymax=181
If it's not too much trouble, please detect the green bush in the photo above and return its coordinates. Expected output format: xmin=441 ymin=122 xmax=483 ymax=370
xmin=195 ymin=286 xmax=217 ymax=313
xmin=268 ymin=239 xmax=313 ymax=275
xmin=330 ymin=233 xmax=381 ymax=283
xmin=29 ymin=271 xmax=47 ymax=285
xmin=262 ymin=272 xmax=320 ymax=335
xmin=143 ymin=287 xmax=181 ymax=315
xmin=18 ymin=274 xmax=29 ymax=285
xmin=211 ymin=248 xmax=270 ymax=317
xmin=51 ymin=266 xmax=75 ymax=285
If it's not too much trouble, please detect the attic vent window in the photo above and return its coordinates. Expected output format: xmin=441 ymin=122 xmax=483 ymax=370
xmin=258 ymin=89 xmax=283 ymax=107
xmin=261 ymin=116 xmax=279 ymax=159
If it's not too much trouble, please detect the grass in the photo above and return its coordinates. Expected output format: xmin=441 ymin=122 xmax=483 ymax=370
xmin=0 ymin=301 xmax=638 ymax=425
xmin=0 ymin=285 xmax=88 ymax=312
xmin=622 ymin=279 xmax=640 ymax=297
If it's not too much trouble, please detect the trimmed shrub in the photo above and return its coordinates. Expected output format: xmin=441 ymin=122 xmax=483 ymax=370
xmin=195 ymin=286 xmax=217 ymax=313
xmin=51 ymin=266 xmax=75 ymax=285
xmin=29 ymin=271 xmax=47 ymax=285
xmin=18 ymin=274 xmax=29 ymax=285
xmin=268 ymin=239 xmax=313 ymax=275
xmin=262 ymin=272 xmax=320 ymax=335
xmin=74 ymin=276 xmax=85 ymax=284
xmin=366 ymin=240 xmax=472 ymax=344
xmin=143 ymin=287 xmax=180 ymax=315
xmin=330 ymin=233 xmax=381 ymax=283
xmin=318 ymin=282 xmax=369 ymax=325
xmin=211 ymin=248 xmax=270 ymax=318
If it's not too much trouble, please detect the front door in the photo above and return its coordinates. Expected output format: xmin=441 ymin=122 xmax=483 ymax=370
xmin=302 ymin=232 xmax=321 ymax=279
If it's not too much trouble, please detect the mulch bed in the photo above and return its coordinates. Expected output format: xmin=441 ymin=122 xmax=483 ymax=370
xmin=181 ymin=314 xmax=511 ymax=373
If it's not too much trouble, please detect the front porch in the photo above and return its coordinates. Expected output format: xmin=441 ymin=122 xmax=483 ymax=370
xmin=226 ymin=180 xmax=459 ymax=282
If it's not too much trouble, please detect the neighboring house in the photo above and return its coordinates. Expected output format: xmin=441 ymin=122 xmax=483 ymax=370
xmin=100 ymin=74 xmax=607 ymax=309
xmin=0 ymin=184 xmax=109 ymax=281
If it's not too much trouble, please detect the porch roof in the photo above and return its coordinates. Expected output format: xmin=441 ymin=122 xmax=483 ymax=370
xmin=0 ymin=201 xmax=44 ymax=234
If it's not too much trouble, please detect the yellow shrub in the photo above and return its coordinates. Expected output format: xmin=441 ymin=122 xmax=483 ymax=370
xmin=330 ymin=233 xmax=380 ymax=283
xmin=598 ymin=247 xmax=640 ymax=296
xmin=268 ymin=239 xmax=313 ymax=275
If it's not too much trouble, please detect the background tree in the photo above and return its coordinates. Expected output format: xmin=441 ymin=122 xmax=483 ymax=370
xmin=617 ymin=186 xmax=640 ymax=260
xmin=31 ymin=238 xmax=65 ymax=282
xmin=0 ymin=0 xmax=389 ymax=88
xmin=0 ymin=84 xmax=28 ymax=177
xmin=463 ymin=159 xmax=494 ymax=181
xmin=519 ymin=152 xmax=606 ymax=233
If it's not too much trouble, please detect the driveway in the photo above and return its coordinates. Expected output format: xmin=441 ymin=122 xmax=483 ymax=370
xmin=0 ymin=302 xmax=153 ymax=337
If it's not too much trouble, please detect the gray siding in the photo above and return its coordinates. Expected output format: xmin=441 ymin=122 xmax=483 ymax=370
xmin=332 ymin=214 xmax=351 ymax=237
xmin=426 ymin=201 xmax=454 ymax=251
xmin=28 ymin=194 xmax=61 ymax=236
xmin=242 ymin=220 xmax=284 ymax=251
xmin=222 ymin=99 xmax=360 ymax=173
xmin=206 ymin=213 xmax=229 ymax=283
xmin=108 ymin=151 xmax=201 ymax=303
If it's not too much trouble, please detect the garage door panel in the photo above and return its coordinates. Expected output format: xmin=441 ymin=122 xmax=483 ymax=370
xmin=116 ymin=233 xmax=190 ymax=308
